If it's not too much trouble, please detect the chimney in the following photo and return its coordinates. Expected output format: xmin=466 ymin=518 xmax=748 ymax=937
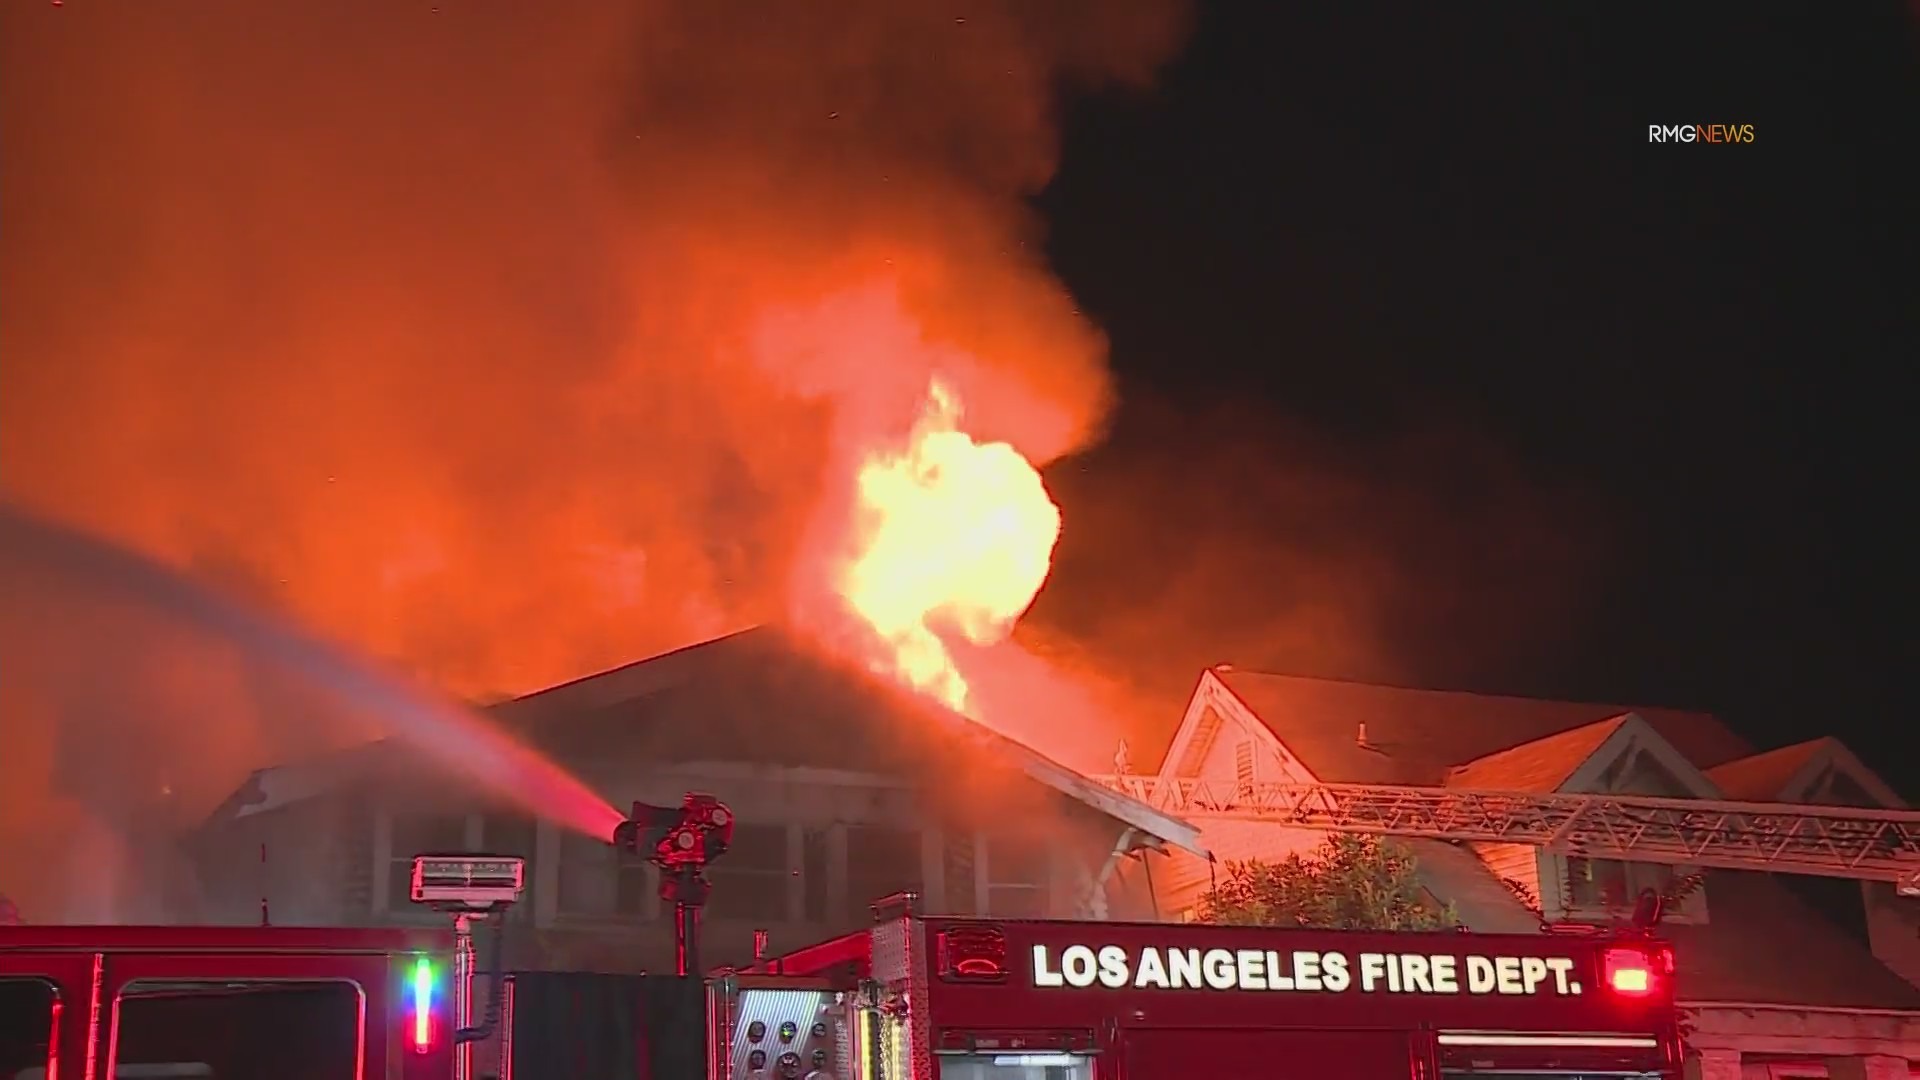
xmin=1357 ymin=721 xmax=1369 ymax=748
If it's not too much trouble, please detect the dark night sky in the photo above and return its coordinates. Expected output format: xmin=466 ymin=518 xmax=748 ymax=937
xmin=1030 ymin=4 xmax=1917 ymax=784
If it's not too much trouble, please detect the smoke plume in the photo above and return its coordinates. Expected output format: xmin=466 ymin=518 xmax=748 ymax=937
xmin=0 ymin=2 xmax=1191 ymax=693
xmin=0 ymin=2 xmax=1191 ymax=914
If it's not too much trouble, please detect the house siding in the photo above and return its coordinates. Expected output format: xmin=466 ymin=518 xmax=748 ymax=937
xmin=1153 ymin=820 xmax=1324 ymax=918
xmin=1469 ymin=841 xmax=1541 ymax=908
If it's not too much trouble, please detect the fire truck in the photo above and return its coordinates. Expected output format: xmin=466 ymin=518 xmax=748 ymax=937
xmin=734 ymin=897 xmax=1681 ymax=1080
xmin=1 ymin=795 xmax=1683 ymax=1079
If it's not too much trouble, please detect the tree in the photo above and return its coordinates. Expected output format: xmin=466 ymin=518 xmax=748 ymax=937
xmin=1194 ymin=834 xmax=1460 ymax=930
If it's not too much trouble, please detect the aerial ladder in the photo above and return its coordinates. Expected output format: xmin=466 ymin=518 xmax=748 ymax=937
xmin=1087 ymin=774 xmax=1920 ymax=893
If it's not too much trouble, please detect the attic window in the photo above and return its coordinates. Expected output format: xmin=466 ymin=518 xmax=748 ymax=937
xmin=1617 ymin=752 xmax=1692 ymax=799
xmin=1816 ymin=770 xmax=1877 ymax=809
xmin=1234 ymin=740 xmax=1256 ymax=788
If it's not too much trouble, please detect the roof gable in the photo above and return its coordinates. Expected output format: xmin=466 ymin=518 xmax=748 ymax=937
xmin=1556 ymin=713 xmax=1723 ymax=800
xmin=1707 ymin=737 xmax=1907 ymax=809
xmin=1205 ymin=669 xmax=1748 ymax=786
xmin=1704 ymin=740 xmax=1826 ymax=802
xmin=1445 ymin=715 xmax=1631 ymax=793
xmin=1155 ymin=670 xmax=1320 ymax=785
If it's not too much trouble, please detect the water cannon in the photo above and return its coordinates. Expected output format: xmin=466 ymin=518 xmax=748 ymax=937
xmin=614 ymin=793 xmax=734 ymax=872
xmin=613 ymin=793 xmax=734 ymax=976
xmin=409 ymin=854 xmax=526 ymax=914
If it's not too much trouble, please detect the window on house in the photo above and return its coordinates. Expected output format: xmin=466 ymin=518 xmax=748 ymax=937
xmin=706 ymin=823 xmax=792 ymax=923
xmin=385 ymin=812 xmax=470 ymax=912
xmin=941 ymin=832 xmax=979 ymax=915
xmin=480 ymin=814 xmax=537 ymax=921
xmin=982 ymin=832 xmax=1051 ymax=918
xmin=1818 ymin=770 xmax=1876 ymax=808
xmin=481 ymin=814 xmax=536 ymax=858
xmin=846 ymin=826 xmax=922 ymax=919
xmin=555 ymin=831 xmax=653 ymax=921
xmin=1609 ymin=751 xmax=1692 ymax=799
xmin=1234 ymin=740 xmax=1256 ymax=789
xmin=801 ymin=829 xmax=831 ymax=923
xmin=1566 ymin=858 xmax=1675 ymax=911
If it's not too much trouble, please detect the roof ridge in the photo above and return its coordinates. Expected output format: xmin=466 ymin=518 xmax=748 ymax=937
xmin=491 ymin=623 xmax=769 ymax=710
xmin=1714 ymin=736 xmax=1835 ymax=761
xmin=1212 ymin=666 xmax=1716 ymax=718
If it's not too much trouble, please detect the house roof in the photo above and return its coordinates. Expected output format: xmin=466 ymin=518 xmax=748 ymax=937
xmin=1445 ymin=715 xmax=1632 ymax=793
xmin=1153 ymin=671 xmax=1918 ymax=1011
xmin=212 ymin=626 xmax=1208 ymax=858
xmin=1208 ymin=669 xmax=1751 ymax=786
xmin=1707 ymin=736 xmax=1907 ymax=808
xmin=1706 ymin=739 xmax=1830 ymax=802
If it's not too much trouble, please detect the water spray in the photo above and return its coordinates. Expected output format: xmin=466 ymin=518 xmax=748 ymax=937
xmin=612 ymin=793 xmax=735 ymax=977
xmin=408 ymin=854 xmax=525 ymax=1080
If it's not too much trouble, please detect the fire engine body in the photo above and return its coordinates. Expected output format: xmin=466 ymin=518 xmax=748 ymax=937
xmin=3 ymin=914 xmax=1680 ymax=1080
xmin=733 ymin=906 xmax=1682 ymax=1080
xmin=1 ymin=923 xmax=459 ymax=1080
xmin=2 ymin=797 xmax=1684 ymax=1078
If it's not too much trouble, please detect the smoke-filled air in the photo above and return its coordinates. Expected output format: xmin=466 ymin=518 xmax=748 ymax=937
xmin=0 ymin=2 xmax=1195 ymax=912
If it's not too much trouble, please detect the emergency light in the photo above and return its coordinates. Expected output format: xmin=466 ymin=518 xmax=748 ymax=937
xmin=409 ymin=955 xmax=437 ymax=1053
xmin=1602 ymin=945 xmax=1670 ymax=997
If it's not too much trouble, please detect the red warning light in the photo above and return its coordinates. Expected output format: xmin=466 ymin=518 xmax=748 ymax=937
xmin=1603 ymin=947 xmax=1655 ymax=996
xmin=936 ymin=926 xmax=1009 ymax=982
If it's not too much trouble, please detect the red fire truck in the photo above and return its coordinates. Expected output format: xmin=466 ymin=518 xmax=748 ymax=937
xmin=0 ymin=923 xmax=459 ymax=1080
xmin=1 ymin=795 xmax=1682 ymax=1079
xmin=735 ymin=897 xmax=1681 ymax=1080
xmin=1 ymin=903 xmax=1680 ymax=1080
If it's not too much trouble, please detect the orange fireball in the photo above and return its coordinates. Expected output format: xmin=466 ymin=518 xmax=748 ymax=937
xmin=838 ymin=377 xmax=1063 ymax=715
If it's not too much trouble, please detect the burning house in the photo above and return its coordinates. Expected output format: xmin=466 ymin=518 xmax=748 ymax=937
xmin=1119 ymin=668 xmax=1920 ymax=1079
xmin=191 ymin=625 xmax=1205 ymax=971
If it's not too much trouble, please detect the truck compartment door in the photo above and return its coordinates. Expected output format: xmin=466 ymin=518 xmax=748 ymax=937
xmin=1 ymin=952 xmax=99 ymax=1079
xmin=1122 ymin=1028 xmax=1417 ymax=1080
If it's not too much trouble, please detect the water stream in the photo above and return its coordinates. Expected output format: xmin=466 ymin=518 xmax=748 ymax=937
xmin=0 ymin=501 xmax=625 ymax=920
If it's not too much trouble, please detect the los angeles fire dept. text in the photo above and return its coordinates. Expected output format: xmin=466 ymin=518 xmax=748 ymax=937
xmin=1030 ymin=945 xmax=1584 ymax=996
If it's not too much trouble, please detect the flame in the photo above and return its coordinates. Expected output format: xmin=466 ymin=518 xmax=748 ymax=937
xmin=838 ymin=376 xmax=1062 ymax=715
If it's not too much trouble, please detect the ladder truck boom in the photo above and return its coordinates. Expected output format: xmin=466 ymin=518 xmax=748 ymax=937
xmin=1090 ymin=775 xmax=1920 ymax=884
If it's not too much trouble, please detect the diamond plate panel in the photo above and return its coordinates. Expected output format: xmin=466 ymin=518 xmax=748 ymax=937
xmin=906 ymin=918 xmax=933 ymax=1080
xmin=871 ymin=919 xmax=910 ymax=985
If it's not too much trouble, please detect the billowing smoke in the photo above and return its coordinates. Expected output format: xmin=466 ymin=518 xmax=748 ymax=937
xmin=0 ymin=2 xmax=1191 ymax=914
xmin=2 ymin=1 xmax=1188 ymax=694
